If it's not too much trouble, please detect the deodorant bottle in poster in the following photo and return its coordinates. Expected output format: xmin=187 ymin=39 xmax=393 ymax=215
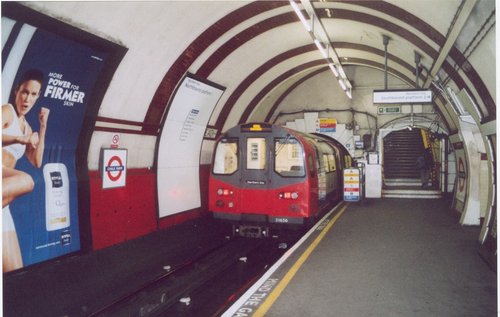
xmin=44 ymin=145 xmax=70 ymax=231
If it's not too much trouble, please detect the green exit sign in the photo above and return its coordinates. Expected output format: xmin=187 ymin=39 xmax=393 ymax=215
xmin=378 ymin=106 xmax=401 ymax=114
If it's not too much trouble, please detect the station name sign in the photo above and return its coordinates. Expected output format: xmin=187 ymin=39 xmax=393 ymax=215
xmin=373 ymin=89 xmax=432 ymax=104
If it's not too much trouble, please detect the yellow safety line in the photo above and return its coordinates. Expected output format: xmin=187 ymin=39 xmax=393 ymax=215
xmin=253 ymin=203 xmax=349 ymax=317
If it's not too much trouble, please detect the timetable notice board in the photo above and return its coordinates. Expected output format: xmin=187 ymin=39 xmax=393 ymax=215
xmin=344 ymin=168 xmax=361 ymax=202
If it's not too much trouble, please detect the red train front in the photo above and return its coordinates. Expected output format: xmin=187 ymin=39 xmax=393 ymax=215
xmin=209 ymin=123 xmax=350 ymax=237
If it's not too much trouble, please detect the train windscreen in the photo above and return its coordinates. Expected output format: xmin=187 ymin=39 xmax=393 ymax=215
xmin=274 ymin=138 xmax=305 ymax=177
xmin=213 ymin=138 xmax=238 ymax=174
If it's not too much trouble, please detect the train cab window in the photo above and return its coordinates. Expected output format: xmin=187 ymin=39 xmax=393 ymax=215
xmin=213 ymin=139 xmax=238 ymax=174
xmin=275 ymin=138 xmax=305 ymax=177
xmin=247 ymin=138 xmax=267 ymax=170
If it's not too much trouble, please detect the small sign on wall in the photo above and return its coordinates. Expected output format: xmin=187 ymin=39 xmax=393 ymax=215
xmin=377 ymin=105 xmax=401 ymax=114
xmin=101 ymin=148 xmax=127 ymax=189
xmin=204 ymin=127 xmax=218 ymax=139
xmin=368 ymin=152 xmax=379 ymax=164
xmin=316 ymin=118 xmax=337 ymax=132
xmin=111 ymin=133 xmax=120 ymax=148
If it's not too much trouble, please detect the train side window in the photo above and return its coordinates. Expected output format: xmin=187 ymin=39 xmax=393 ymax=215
xmin=345 ymin=155 xmax=352 ymax=167
xmin=329 ymin=154 xmax=337 ymax=171
xmin=247 ymin=138 xmax=267 ymax=170
xmin=322 ymin=154 xmax=330 ymax=172
xmin=213 ymin=138 xmax=238 ymax=174
xmin=274 ymin=137 xmax=305 ymax=177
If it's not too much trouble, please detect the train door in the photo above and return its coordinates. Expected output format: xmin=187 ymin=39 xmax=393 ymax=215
xmin=329 ymin=147 xmax=341 ymax=201
xmin=239 ymin=136 xmax=272 ymax=214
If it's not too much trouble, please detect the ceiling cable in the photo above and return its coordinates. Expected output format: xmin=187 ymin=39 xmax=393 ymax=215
xmin=289 ymin=0 xmax=353 ymax=99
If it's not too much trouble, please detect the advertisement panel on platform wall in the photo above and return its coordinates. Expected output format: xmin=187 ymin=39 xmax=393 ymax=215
xmin=2 ymin=17 xmax=108 ymax=272
xmin=157 ymin=74 xmax=225 ymax=218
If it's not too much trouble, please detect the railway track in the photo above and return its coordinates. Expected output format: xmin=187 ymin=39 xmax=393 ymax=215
xmin=90 ymin=233 xmax=301 ymax=317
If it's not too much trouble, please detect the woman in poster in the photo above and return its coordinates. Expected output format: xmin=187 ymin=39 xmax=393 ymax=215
xmin=2 ymin=69 xmax=50 ymax=272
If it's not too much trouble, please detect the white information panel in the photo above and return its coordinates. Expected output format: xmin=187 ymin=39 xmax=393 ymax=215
xmin=101 ymin=148 xmax=127 ymax=189
xmin=365 ymin=164 xmax=382 ymax=198
xmin=157 ymin=74 xmax=225 ymax=218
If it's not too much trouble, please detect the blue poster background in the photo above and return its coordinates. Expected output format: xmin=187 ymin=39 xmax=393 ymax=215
xmin=7 ymin=27 xmax=108 ymax=266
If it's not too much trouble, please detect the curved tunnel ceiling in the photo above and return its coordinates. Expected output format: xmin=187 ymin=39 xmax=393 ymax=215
xmin=134 ymin=1 xmax=494 ymax=135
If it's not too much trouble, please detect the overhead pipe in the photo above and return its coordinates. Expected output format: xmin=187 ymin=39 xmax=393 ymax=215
xmin=383 ymin=35 xmax=390 ymax=90
xmin=412 ymin=51 xmax=422 ymax=130
xmin=414 ymin=51 xmax=421 ymax=88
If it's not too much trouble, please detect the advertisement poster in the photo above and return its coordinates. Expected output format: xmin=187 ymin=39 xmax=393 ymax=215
xmin=157 ymin=74 xmax=225 ymax=218
xmin=2 ymin=17 xmax=108 ymax=271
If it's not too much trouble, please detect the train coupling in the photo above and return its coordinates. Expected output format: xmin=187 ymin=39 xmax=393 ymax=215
xmin=233 ymin=225 xmax=270 ymax=238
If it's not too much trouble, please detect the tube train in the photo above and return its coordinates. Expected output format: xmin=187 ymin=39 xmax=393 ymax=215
xmin=208 ymin=123 xmax=352 ymax=237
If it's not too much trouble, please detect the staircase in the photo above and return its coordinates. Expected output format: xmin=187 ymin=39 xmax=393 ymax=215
xmin=382 ymin=129 xmax=441 ymax=199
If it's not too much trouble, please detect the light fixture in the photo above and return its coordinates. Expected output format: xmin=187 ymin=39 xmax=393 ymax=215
xmin=338 ymin=79 xmax=347 ymax=91
xmin=314 ymin=39 xmax=328 ymax=59
xmin=338 ymin=66 xmax=347 ymax=79
xmin=346 ymin=89 xmax=352 ymax=99
xmin=328 ymin=63 xmax=339 ymax=77
xmin=290 ymin=0 xmax=312 ymax=32
xmin=289 ymin=0 xmax=352 ymax=99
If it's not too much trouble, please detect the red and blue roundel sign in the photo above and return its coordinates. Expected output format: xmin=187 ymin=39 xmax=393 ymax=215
xmin=458 ymin=157 xmax=466 ymax=193
xmin=102 ymin=148 xmax=127 ymax=189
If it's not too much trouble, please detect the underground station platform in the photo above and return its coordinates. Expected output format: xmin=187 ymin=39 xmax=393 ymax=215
xmin=222 ymin=198 xmax=497 ymax=317
xmin=4 ymin=197 xmax=496 ymax=317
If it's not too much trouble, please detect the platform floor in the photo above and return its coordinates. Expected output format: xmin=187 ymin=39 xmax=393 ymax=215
xmin=226 ymin=198 xmax=497 ymax=317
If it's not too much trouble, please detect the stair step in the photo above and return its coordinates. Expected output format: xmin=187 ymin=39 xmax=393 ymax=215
xmin=382 ymin=128 xmax=439 ymax=199
xmin=385 ymin=178 xmax=422 ymax=186
xmin=382 ymin=188 xmax=441 ymax=199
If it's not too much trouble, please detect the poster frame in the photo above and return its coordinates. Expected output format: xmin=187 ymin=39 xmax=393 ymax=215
xmin=2 ymin=2 xmax=127 ymax=262
xmin=154 ymin=72 xmax=226 ymax=219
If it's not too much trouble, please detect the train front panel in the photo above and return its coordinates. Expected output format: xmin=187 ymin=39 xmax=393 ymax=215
xmin=208 ymin=124 xmax=318 ymax=227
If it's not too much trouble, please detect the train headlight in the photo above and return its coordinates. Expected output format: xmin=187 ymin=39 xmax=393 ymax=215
xmin=216 ymin=200 xmax=224 ymax=207
xmin=217 ymin=188 xmax=234 ymax=196
xmin=279 ymin=192 xmax=299 ymax=199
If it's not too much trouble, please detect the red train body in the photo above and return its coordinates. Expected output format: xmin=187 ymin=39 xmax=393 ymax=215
xmin=208 ymin=123 xmax=351 ymax=237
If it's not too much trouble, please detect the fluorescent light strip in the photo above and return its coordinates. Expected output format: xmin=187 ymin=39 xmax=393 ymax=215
xmin=290 ymin=0 xmax=311 ymax=32
xmin=290 ymin=0 xmax=352 ymax=99
xmin=338 ymin=79 xmax=347 ymax=91
xmin=314 ymin=39 xmax=328 ymax=59
xmin=338 ymin=66 xmax=347 ymax=79
xmin=329 ymin=63 xmax=339 ymax=77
